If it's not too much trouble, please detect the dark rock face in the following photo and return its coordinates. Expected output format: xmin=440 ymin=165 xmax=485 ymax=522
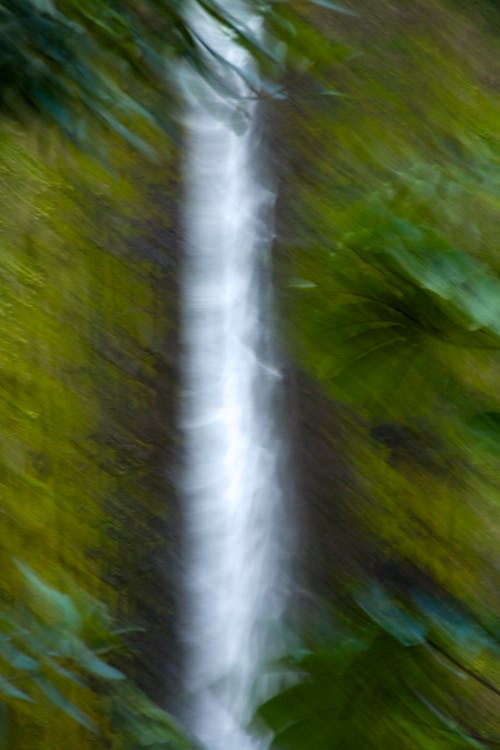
xmin=99 ymin=181 xmax=185 ymax=709
xmin=285 ymin=366 xmax=385 ymax=609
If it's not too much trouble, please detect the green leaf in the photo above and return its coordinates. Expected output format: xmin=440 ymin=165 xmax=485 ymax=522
xmin=0 ymin=674 xmax=33 ymax=702
xmin=289 ymin=277 xmax=317 ymax=289
xmin=32 ymin=675 xmax=96 ymax=731
xmin=0 ymin=638 xmax=38 ymax=672
xmin=411 ymin=593 xmax=496 ymax=658
xmin=44 ymin=656 xmax=85 ymax=687
xmin=15 ymin=562 xmax=82 ymax=633
xmin=111 ymin=683 xmax=200 ymax=749
xmin=309 ymin=0 xmax=357 ymax=14
xmin=356 ymin=584 xmax=427 ymax=646
xmin=76 ymin=646 xmax=124 ymax=681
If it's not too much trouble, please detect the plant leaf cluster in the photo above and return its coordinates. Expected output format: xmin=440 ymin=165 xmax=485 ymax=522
xmin=0 ymin=562 xmax=125 ymax=732
xmin=0 ymin=0 xmax=352 ymax=153
xmin=257 ymin=584 xmax=500 ymax=749
xmin=290 ymin=153 xmax=500 ymax=424
xmin=0 ymin=562 xmax=197 ymax=749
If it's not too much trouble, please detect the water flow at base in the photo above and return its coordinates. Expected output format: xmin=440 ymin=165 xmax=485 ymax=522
xmin=179 ymin=4 xmax=289 ymax=749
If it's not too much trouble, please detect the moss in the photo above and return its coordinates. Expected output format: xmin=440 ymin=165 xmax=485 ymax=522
xmin=0 ymin=113 xmax=178 ymax=743
xmin=275 ymin=0 xmax=500 ymax=621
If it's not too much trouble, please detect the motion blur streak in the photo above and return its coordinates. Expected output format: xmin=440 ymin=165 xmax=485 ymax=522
xmin=179 ymin=3 xmax=288 ymax=749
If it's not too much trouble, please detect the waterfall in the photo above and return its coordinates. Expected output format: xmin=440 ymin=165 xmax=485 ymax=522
xmin=180 ymin=4 xmax=288 ymax=749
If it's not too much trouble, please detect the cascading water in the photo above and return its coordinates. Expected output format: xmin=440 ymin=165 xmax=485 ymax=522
xmin=180 ymin=4 xmax=288 ymax=749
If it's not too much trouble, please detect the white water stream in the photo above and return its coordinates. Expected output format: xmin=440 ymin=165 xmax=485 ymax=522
xmin=180 ymin=4 xmax=287 ymax=749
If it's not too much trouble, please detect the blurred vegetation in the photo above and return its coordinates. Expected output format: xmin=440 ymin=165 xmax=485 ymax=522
xmin=0 ymin=1 xmax=353 ymax=746
xmin=0 ymin=562 xmax=197 ymax=749
xmin=0 ymin=0 xmax=499 ymax=748
xmin=261 ymin=0 xmax=500 ymax=746
xmin=277 ymin=0 xmax=500 ymax=604
xmin=0 ymin=0 xmax=352 ymax=155
xmin=258 ymin=583 xmax=500 ymax=749
xmin=0 ymin=70 xmax=181 ymax=746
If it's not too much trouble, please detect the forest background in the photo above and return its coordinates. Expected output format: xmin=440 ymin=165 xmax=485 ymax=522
xmin=0 ymin=0 xmax=499 ymax=748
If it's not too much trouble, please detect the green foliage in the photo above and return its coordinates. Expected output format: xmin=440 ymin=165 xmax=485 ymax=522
xmin=0 ymin=563 xmax=197 ymax=750
xmin=274 ymin=9 xmax=500 ymax=743
xmin=290 ymin=158 xmax=500 ymax=419
xmin=278 ymin=0 xmax=500 ymax=605
xmin=257 ymin=585 xmax=500 ymax=749
xmin=109 ymin=684 xmax=200 ymax=750
xmin=0 ymin=0 xmax=351 ymax=153
xmin=0 ymin=562 xmax=124 ymax=733
xmin=0 ymin=0 xmax=160 ymax=154
xmin=0 ymin=104 xmax=180 ymax=745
